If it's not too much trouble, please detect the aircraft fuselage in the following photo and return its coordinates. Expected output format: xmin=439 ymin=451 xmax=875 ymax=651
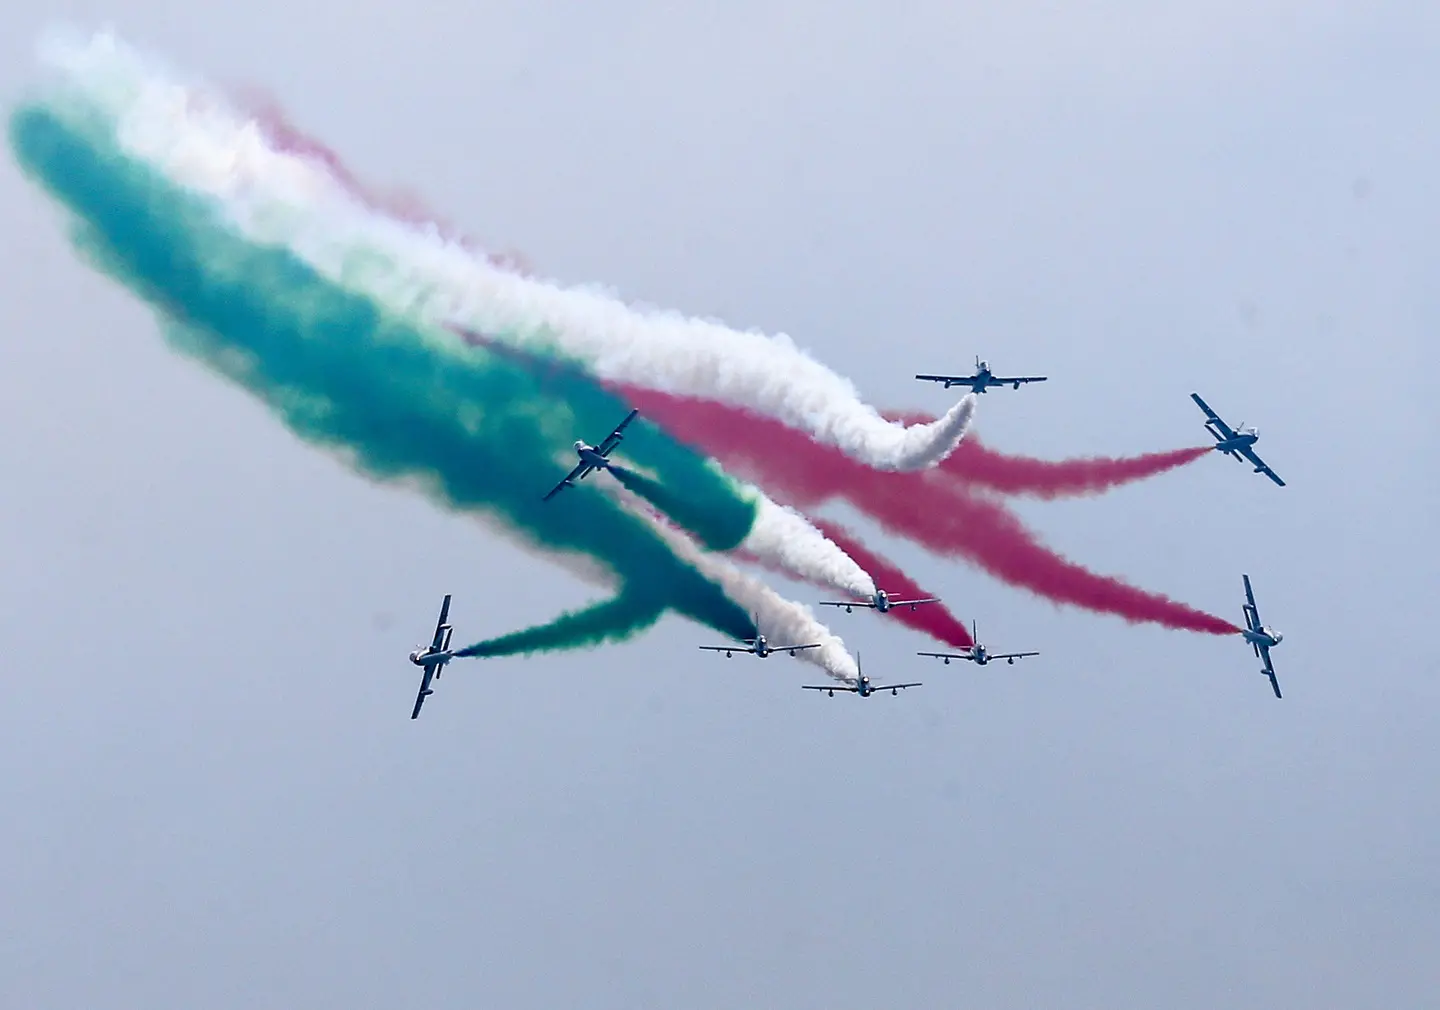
xmin=410 ymin=648 xmax=454 ymax=667
xmin=1215 ymin=435 xmax=1257 ymax=452
xmin=575 ymin=445 xmax=611 ymax=470
xmin=1243 ymin=626 xmax=1282 ymax=650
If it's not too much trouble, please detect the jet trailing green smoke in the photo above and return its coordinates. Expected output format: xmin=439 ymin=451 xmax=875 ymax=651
xmin=9 ymin=100 xmax=760 ymax=655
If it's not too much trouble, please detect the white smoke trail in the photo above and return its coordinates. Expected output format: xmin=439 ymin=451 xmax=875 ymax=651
xmin=41 ymin=30 xmax=887 ymax=607
xmin=600 ymin=477 xmax=858 ymax=684
xmin=39 ymin=31 xmax=974 ymax=471
xmin=741 ymin=495 xmax=877 ymax=599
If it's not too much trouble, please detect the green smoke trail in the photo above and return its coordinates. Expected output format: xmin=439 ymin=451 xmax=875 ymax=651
xmin=459 ymin=332 xmax=759 ymax=550
xmin=9 ymin=100 xmax=758 ymax=652
xmin=609 ymin=465 xmax=754 ymax=551
xmin=456 ymin=592 xmax=664 ymax=659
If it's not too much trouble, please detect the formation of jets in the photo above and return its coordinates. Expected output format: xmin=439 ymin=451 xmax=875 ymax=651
xmin=406 ymin=373 xmax=1293 ymax=716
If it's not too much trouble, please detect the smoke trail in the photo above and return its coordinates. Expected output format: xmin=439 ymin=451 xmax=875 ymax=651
xmin=607 ymin=465 xmax=753 ymax=552
xmin=601 ymin=478 xmax=859 ymax=684
xmin=807 ymin=519 xmax=974 ymax=648
xmin=10 ymin=100 xmax=759 ymax=654
xmin=236 ymin=90 xmax=536 ymax=278
xmin=460 ymin=328 xmax=881 ymax=601
xmin=609 ymin=464 xmax=874 ymax=598
xmin=889 ymin=411 xmax=1211 ymax=498
xmin=849 ymin=477 xmax=1239 ymax=634
xmin=622 ymin=388 xmax=1240 ymax=635
xmin=741 ymin=498 xmax=876 ymax=600
xmin=40 ymin=32 xmax=971 ymax=471
xmin=456 ymin=591 xmax=666 ymax=659
xmin=944 ymin=439 xmax=1210 ymax=498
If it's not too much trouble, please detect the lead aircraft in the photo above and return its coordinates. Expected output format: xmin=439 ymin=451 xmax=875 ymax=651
xmin=915 ymin=356 xmax=1047 ymax=392
xmin=801 ymin=653 xmax=921 ymax=697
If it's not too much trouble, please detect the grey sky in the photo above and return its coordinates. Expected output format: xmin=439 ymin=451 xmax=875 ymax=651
xmin=0 ymin=2 xmax=1435 ymax=1008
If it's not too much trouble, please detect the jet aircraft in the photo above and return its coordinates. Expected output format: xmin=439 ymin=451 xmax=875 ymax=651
xmin=917 ymin=622 xmax=1040 ymax=666
xmin=699 ymin=631 xmax=822 ymax=659
xmin=542 ymin=407 xmax=640 ymax=501
xmin=915 ymin=356 xmax=1047 ymax=392
xmin=1240 ymin=573 xmax=1285 ymax=698
xmin=409 ymin=594 xmax=457 ymax=719
xmin=819 ymin=589 xmax=940 ymax=614
xmin=1190 ymin=393 xmax=1285 ymax=486
xmin=801 ymin=653 xmax=921 ymax=697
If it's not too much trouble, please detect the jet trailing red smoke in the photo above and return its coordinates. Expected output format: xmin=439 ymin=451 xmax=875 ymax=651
xmin=621 ymin=387 xmax=1240 ymax=635
xmin=806 ymin=518 xmax=974 ymax=648
xmin=887 ymin=411 xmax=1211 ymax=499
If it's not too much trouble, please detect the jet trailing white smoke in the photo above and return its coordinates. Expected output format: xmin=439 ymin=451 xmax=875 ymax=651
xmin=602 ymin=478 xmax=858 ymax=684
xmin=40 ymin=31 xmax=975 ymax=472
xmin=741 ymin=495 xmax=877 ymax=600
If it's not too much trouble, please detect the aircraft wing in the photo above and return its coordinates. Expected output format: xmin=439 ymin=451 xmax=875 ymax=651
xmin=1242 ymin=574 xmax=1261 ymax=628
xmin=1237 ymin=444 xmax=1286 ymax=486
xmin=698 ymin=644 xmax=753 ymax=653
xmin=802 ymin=684 xmax=858 ymax=692
xmin=1190 ymin=392 xmax=1237 ymax=439
xmin=596 ymin=408 xmax=640 ymax=456
xmin=888 ymin=597 xmax=940 ymax=607
xmin=410 ymin=660 xmax=440 ymax=719
xmin=917 ymin=651 xmax=976 ymax=662
xmin=543 ymin=461 xmax=591 ymax=501
xmin=430 ymin=594 xmax=452 ymax=650
xmin=990 ymin=651 xmax=1040 ymax=661
xmin=992 ymin=375 xmax=1047 ymax=385
xmin=819 ymin=599 xmax=876 ymax=609
xmin=915 ymin=373 xmax=978 ymax=386
xmin=1257 ymin=645 xmax=1282 ymax=698
xmin=877 ymin=682 xmax=923 ymax=691
xmin=772 ymin=643 xmax=822 ymax=653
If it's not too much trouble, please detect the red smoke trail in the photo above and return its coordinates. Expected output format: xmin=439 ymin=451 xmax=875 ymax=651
xmin=228 ymin=106 xmax=1227 ymax=632
xmin=733 ymin=538 xmax=971 ymax=649
xmin=807 ymin=519 xmax=974 ymax=648
xmin=943 ymin=437 xmax=1210 ymax=499
xmin=621 ymin=388 xmax=1239 ymax=635
xmin=233 ymin=91 xmax=533 ymax=275
xmin=888 ymin=410 xmax=1211 ymax=498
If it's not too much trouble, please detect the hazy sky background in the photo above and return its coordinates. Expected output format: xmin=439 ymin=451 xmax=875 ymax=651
xmin=0 ymin=2 xmax=1435 ymax=1007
